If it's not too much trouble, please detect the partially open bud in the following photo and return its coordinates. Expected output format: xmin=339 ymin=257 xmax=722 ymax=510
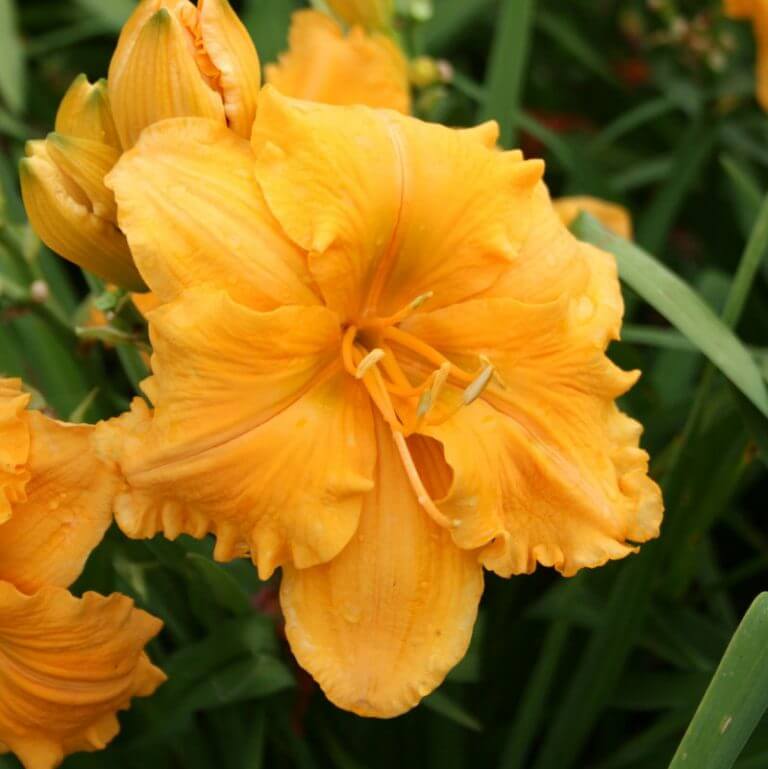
xmin=108 ymin=0 xmax=261 ymax=148
xmin=19 ymin=77 xmax=145 ymax=291
xmin=325 ymin=0 xmax=394 ymax=32
xmin=553 ymin=196 xmax=633 ymax=240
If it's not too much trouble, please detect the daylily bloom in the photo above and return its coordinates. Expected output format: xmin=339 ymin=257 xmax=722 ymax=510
xmin=725 ymin=0 xmax=768 ymax=110
xmin=0 ymin=379 xmax=165 ymax=769
xmin=554 ymin=196 xmax=633 ymax=240
xmin=325 ymin=0 xmax=394 ymax=31
xmin=19 ymin=76 xmax=144 ymax=290
xmin=267 ymin=10 xmax=410 ymax=113
xmin=108 ymin=0 xmax=261 ymax=148
xmin=21 ymin=0 xmax=260 ymax=291
xmin=99 ymin=88 xmax=662 ymax=717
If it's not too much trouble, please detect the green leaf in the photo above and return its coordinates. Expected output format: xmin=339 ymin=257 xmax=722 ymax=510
xmin=423 ymin=690 xmax=483 ymax=732
xmin=186 ymin=553 xmax=252 ymax=616
xmin=571 ymin=213 xmax=768 ymax=417
xmin=478 ymin=0 xmax=535 ymax=147
xmin=669 ymin=593 xmax=768 ymax=769
xmin=0 ymin=0 xmax=25 ymax=114
xmin=241 ymin=0 xmax=299 ymax=64
xmin=74 ymin=0 xmax=135 ymax=31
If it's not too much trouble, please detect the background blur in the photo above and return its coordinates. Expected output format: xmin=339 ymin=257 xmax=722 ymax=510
xmin=2 ymin=0 xmax=768 ymax=767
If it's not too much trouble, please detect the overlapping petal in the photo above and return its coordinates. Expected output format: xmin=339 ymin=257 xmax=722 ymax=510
xmin=403 ymin=294 xmax=663 ymax=576
xmin=97 ymin=288 xmax=376 ymax=577
xmin=0 ymin=411 xmax=118 ymax=594
xmin=0 ymin=583 xmax=164 ymax=769
xmin=280 ymin=415 xmax=483 ymax=717
xmin=106 ymin=117 xmax=318 ymax=308
xmin=54 ymin=75 xmax=120 ymax=149
xmin=267 ymin=11 xmax=410 ymax=113
xmin=253 ymin=87 xmax=543 ymax=322
xmin=0 ymin=380 xmax=31 ymax=526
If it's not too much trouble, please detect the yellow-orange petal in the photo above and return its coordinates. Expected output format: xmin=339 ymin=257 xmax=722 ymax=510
xmin=325 ymin=0 xmax=394 ymax=30
xmin=108 ymin=5 xmax=225 ymax=148
xmin=253 ymin=87 xmax=543 ymax=322
xmin=198 ymin=0 xmax=261 ymax=137
xmin=403 ymin=296 xmax=663 ymax=576
xmin=0 ymin=379 xmax=31 ymax=526
xmin=553 ymin=196 xmax=633 ymax=240
xmin=45 ymin=133 xmax=120 ymax=221
xmin=96 ymin=288 xmax=376 ymax=578
xmin=266 ymin=11 xmax=410 ymax=113
xmin=280 ymin=415 xmax=483 ymax=718
xmin=106 ymin=116 xmax=318 ymax=309
xmin=54 ymin=75 xmax=121 ymax=149
xmin=0 ymin=411 xmax=118 ymax=594
xmin=20 ymin=145 xmax=144 ymax=291
xmin=0 ymin=582 xmax=164 ymax=769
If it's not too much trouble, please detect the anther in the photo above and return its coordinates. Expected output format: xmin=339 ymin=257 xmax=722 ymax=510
xmin=463 ymin=363 xmax=495 ymax=405
xmin=355 ymin=348 xmax=386 ymax=379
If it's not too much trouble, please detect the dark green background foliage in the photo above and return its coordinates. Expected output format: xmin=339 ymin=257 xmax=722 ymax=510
xmin=1 ymin=1 xmax=768 ymax=767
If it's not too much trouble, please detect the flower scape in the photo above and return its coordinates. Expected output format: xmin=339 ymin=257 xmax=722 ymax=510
xmin=8 ymin=0 xmax=668 ymax=766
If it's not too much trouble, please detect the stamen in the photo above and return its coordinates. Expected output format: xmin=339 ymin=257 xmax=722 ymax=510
xmin=393 ymin=432 xmax=457 ymax=530
xmin=355 ymin=348 xmax=386 ymax=379
xmin=341 ymin=325 xmax=359 ymax=377
xmin=365 ymin=291 xmax=434 ymax=329
xmin=383 ymin=326 xmax=475 ymax=384
xmin=463 ymin=363 xmax=495 ymax=405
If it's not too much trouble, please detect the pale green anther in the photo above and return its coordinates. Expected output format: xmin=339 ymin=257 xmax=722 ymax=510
xmin=355 ymin=348 xmax=386 ymax=379
xmin=463 ymin=364 xmax=495 ymax=405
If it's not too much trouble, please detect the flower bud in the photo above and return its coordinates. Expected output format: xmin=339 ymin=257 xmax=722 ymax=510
xmin=19 ymin=77 xmax=145 ymax=290
xmin=325 ymin=0 xmax=394 ymax=31
xmin=553 ymin=196 xmax=633 ymax=240
xmin=108 ymin=0 xmax=261 ymax=148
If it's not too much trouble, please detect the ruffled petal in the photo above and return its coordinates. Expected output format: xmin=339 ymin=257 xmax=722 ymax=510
xmin=253 ymin=87 xmax=543 ymax=322
xmin=553 ymin=196 xmax=633 ymax=239
xmin=266 ymin=11 xmax=410 ymax=113
xmin=106 ymin=116 xmax=318 ymax=308
xmin=97 ymin=288 xmax=375 ymax=578
xmin=0 ymin=412 xmax=118 ymax=594
xmin=403 ymin=295 xmax=663 ymax=576
xmin=0 ymin=379 xmax=31 ymax=526
xmin=108 ymin=3 xmax=225 ymax=148
xmin=280 ymin=415 xmax=483 ymax=718
xmin=198 ymin=0 xmax=261 ymax=137
xmin=20 ymin=143 xmax=144 ymax=291
xmin=0 ymin=583 xmax=164 ymax=769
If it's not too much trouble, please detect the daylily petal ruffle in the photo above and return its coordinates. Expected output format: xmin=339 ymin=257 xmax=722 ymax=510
xmin=0 ymin=411 xmax=118 ymax=594
xmin=553 ymin=196 xmax=633 ymax=239
xmin=106 ymin=117 xmax=318 ymax=309
xmin=403 ymin=295 xmax=663 ymax=576
xmin=0 ymin=582 xmax=164 ymax=769
xmin=267 ymin=11 xmax=410 ymax=113
xmin=253 ymin=87 xmax=543 ymax=322
xmin=97 ymin=288 xmax=376 ymax=578
xmin=280 ymin=416 xmax=483 ymax=717
xmin=0 ymin=379 xmax=31 ymax=526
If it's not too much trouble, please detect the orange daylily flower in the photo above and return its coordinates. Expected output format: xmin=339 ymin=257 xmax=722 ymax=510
xmin=21 ymin=0 xmax=259 ymax=291
xmin=0 ymin=379 xmax=165 ymax=769
xmin=267 ymin=10 xmax=410 ymax=113
xmin=99 ymin=89 xmax=662 ymax=717
xmin=553 ymin=196 xmax=633 ymax=240
xmin=725 ymin=0 xmax=768 ymax=110
xmin=325 ymin=0 xmax=394 ymax=31
xmin=108 ymin=0 xmax=261 ymax=147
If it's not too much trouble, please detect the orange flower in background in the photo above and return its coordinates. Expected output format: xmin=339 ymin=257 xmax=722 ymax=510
xmin=325 ymin=0 xmax=394 ymax=31
xmin=554 ymin=196 xmax=633 ymax=240
xmin=725 ymin=0 xmax=768 ymax=109
xmin=99 ymin=88 xmax=662 ymax=717
xmin=267 ymin=10 xmax=410 ymax=113
xmin=0 ymin=379 xmax=165 ymax=769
